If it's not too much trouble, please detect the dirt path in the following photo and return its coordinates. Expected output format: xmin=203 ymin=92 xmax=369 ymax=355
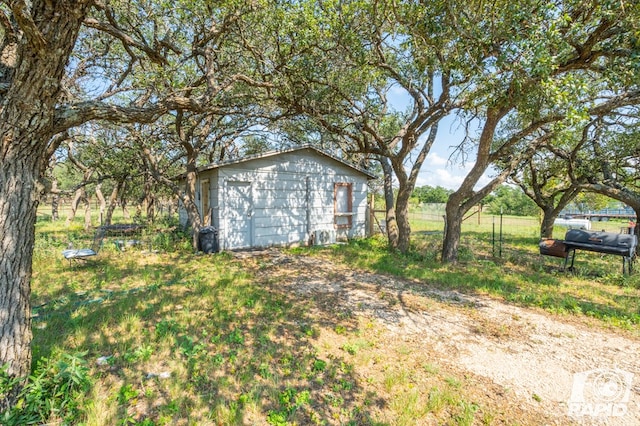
xmin=248 ymin=251 xmax=640 ymax=425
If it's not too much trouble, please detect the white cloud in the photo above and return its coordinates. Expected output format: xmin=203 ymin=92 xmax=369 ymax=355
xmin=405 ymin=139 xmax=496 ymax=192
xmin=416 ymin=162 xmax=493 ymax=191
xmin=416 ymin=167 xmax=463 ymax=190
xmin=426 ymin=152 xmax=448 ymax=167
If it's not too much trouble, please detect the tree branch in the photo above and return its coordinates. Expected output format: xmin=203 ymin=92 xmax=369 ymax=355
xmin=83 ymin=17 xmax=169 ymax=65
xmin=9 ymin=0 xmax=47 ymax=54
xmin=0 ymin=9 xmax=16 ymax=43
xmin=53 ymin=96 xmax=213 ymax=133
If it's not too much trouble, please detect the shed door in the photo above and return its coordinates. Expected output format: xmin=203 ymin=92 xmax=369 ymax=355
xmin=226 ymin=181 xmax=253 ymax=249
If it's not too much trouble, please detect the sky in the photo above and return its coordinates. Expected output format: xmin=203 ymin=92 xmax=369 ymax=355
xmin=415 ymin=115 xmax=481 ymax=190
xmin=390 ymin=90 xmax=493 ymax=191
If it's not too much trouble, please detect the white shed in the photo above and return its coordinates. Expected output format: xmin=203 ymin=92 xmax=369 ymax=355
xmin=178 ymin=145 xmax=376 ymax=250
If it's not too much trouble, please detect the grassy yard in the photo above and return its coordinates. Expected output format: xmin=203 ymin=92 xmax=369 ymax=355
xmin=8 ymin=212 xmax=639 ymax=425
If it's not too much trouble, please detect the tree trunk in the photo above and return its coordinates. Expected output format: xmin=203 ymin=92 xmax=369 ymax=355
xmin=183 ymin=169 xmax=203 ymax=250
xmin=147 ymin=197 xmax=155 ymax=222
xmin=167 ymin=165 xmax=202 ymax=250
xmin=82 ymin=192 xmax=92 ymax=231
xmin=380 ymin=157 xmax=399 ymax=249
xmin=135 ymin=203 xmax=143 ymax=220
xmin=540 ymin=206 xmax=556 ymax=239
xmin=105 ymin=181 xmax=124 ymax=226
xmin=144 ymin=175 xmax=155 ymax=222
xmin=442 ymin=199 xmax=464 ymax=263
xmin=51 ymin=180 xmax=60 ymax=221
xmin=187 ymin=205 xmax=203 ymax=250
xmin=122 ymin=201 xmax=131 ymax=220
xmin=95 ymin=183 xmax=107 ymax=224
xmin=519 ymin=183 xmax=581 ymax=240
xmin=441 ymin=109 xmax=505 ymax=263
xmin=0 ymin=157 xmax=39 ymax=406
xmin=118 ymin=178 xmax=131 ymax=221
xmin=395 ymin=183 xmax=412 ymax=253
xmin=66 ymin=166 xmax=93 ymax=226
xmin=65 ymin=188 xmax=83 ymax=226
xmin=0 ymin=1 xmax=91 ymax=408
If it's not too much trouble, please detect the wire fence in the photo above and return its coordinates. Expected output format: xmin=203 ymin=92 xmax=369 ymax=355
xmin=407 ymin=208 xmax=541 ymax=259
xmin=37 ymin=201 xmax=178 ymax=226
xmin=371 ymin=204 xmax=633 ymax=261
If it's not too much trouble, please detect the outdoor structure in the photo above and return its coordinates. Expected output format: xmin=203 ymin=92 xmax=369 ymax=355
xmin=178 ymin=145 xmax=376 ymax=250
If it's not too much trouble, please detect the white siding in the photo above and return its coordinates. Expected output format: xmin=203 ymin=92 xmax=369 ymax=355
xmin=210 ymin=172 xmax=220 ymax=229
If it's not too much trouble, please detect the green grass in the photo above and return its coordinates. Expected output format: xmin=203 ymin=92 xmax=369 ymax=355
xmin=28 ymin=213 xmax=393 ymax=424
xmin=31 ymin=246 xmax=328 ymax=424
xmin=15 ymin=209 xmax=639 ymax=424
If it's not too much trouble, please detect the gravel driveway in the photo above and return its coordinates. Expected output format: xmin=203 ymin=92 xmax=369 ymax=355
xmin=247 ymin=250 xmax=640 ymax=425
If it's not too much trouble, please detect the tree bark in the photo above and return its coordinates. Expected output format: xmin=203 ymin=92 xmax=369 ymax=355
xmin=442 ymin=193 xmax=464 ymax=263
xmin=184 ymin=168 xmax=203 ymax=250
xmin=0 ymin=156 xmax=38 ymax=406
xmin=50 ymin=179 xmax=60 ymax=221
xmin=395 ymin=183 xmax=412 ymax=253
xmin=379 ymin=157 xmax=399 ymax=249
xmin=538 ymin=191 xmax=580 ymax=239
xmin=95 ymin=183 xmax=106 ymax=223
xmin=0 ymin=2 xmax=91 ymax=408
xmin=144 ymin=173 xmax=155 ymax=222
xmin=122 ymin=201 xmax=131 ymax=220
xmin=389 ymin=124 xmax=439 ymax=253
xmin=82 ymin=192 xmax=92 ymax=231
xmin=65 ymin=188 xmax=83 ymax=226
xmin=105 ymin=180 xmax=124 ymax=226
xmin=513 ymin=168 xmax=582 ymax=240
xmin=442 ymin=109 xmax=504 ymax=263
xmin=540 ymin=207 xmax=556 ymax=239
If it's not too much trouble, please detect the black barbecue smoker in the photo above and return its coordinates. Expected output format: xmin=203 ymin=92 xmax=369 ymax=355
xmin=540 ymin=229 xmax=638 ymax=274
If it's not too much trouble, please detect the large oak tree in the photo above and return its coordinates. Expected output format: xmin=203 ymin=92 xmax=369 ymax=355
xmin=0 ymin=0 xmax=271 ymax=406
xmin=439 ymin=0 xmax=640 ymax=262
xmin=266 ymin=0 xmax=459 ymax=253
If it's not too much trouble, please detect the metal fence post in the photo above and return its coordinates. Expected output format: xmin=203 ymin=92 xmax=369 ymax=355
xmin=499 ymin=208 xmax=503 ymax=258
xmin=492 ymin=215 xmax=496 ymax=257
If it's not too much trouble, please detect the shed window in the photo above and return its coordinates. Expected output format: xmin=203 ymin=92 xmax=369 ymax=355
xmin=334 ymin=183 xmax=353 ymax=229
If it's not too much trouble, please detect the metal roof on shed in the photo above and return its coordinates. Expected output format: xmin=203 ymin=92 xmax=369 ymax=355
xmin=193 ymin=145 xmax=377 ymax=179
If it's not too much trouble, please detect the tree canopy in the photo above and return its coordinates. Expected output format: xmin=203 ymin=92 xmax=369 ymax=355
xmin=483 ymin=185 xmax=539 ymax=217
xmin=412 ymin=186 xmax=453 ymax=204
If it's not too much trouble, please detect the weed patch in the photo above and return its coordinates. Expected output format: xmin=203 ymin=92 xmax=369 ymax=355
xmin=0 ymin=352 xmax=91 ymax=425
